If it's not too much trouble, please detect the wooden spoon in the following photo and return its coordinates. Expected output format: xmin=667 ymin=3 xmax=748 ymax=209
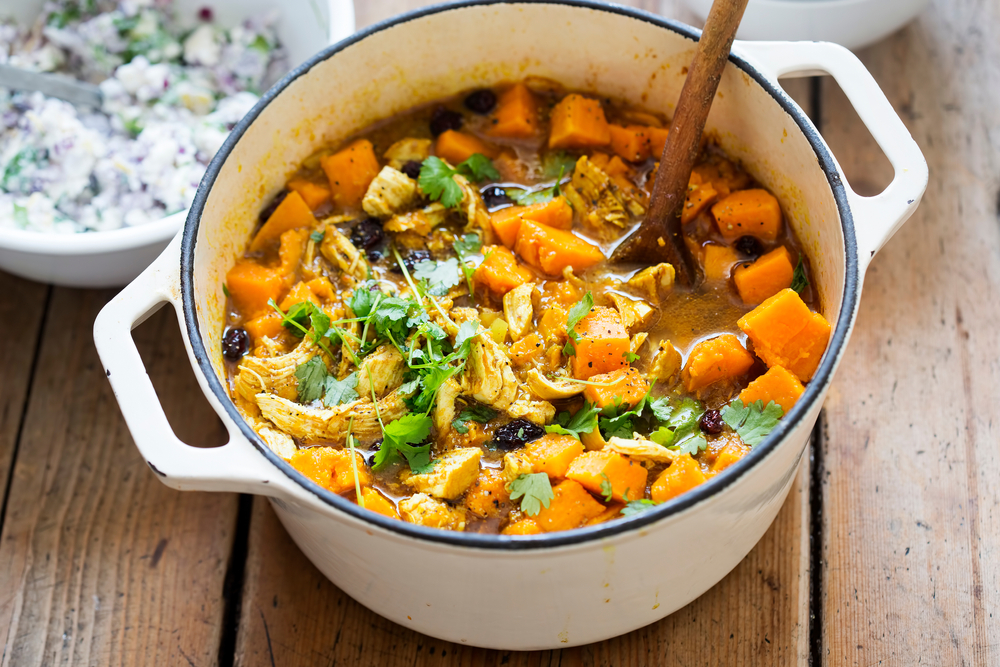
xmin=611 ymin=0 xmax=750 ymax=286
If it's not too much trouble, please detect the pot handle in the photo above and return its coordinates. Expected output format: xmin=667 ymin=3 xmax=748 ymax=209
xmin=93 ymin=235 xmax=289 ymax=498
xmin=736 ymin=40 xmax=928 ymax=273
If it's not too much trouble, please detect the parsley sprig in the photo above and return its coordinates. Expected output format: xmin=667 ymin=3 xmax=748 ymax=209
xmin=418 ymin=154 xmax=500 ymax=207
xmin=545 ymin=402 xmax=600 ymax=440
xmin=508 ymin=473 xmax=554 ymax=516
xmin=721 ymin=399 xmax=784 ymax=446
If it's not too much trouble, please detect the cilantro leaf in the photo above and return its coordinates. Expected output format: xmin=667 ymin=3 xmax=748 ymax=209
xmin=721 ymin=399 xmax=784 ymax=446
xmin=456 ymin=153 xmax=500 ymax=182
xmin=649 ymin=396 xmax=674 ymax=423
xmin=413 ymin=257 xmax=462 ymax=294
xmin=508 ymin=473 xmax=554 ymax=517
xmin=599 ymin=394 xmax=648 ymax=440
xmin=621 ymin=499 xmax=659 ymax=517
xmin=624 ymin=351 xmax=640 ymax=363
xmin=543 ymin=151 xmax=577 ymax=178
xmin=419 ymin=157 xmax=464 ymax=207
xmin=546 ymin=402 xmax=600 ymax=440
xmin=323 ymin=372 xmax=358 ymax=407
xmin=453 ymin=233 xmax=482 ymax=256
xmin=564 ymin=291 xmax=594 ymax=353
xmin=791 ymin=256 xmax=809 ymax=293
xmin=373 ymin=413 xmax=433 ymax=471
xmin=410 ymin=458 xmax=439 ymax=475
xmin=348 ymin=285 xmax=376 ymax=318
xmin=310 ymin=229 xmax=325 ymax=243
xmin=509 ymin=164 xmax=569 ymax=205
xmin=279 ymin=301 xmax=314 ymax=337
xmin=294 ymin=357 xmax=327 ymax=404
xmin=654 ymin=397 xmax=707 ymax=456
xmin=599 ymin=473 xmax=613 ymax=502
xmin=452 ymin=404 xmax=498 ymax=434
xmin=454 ymin=320 xmax=480 ymax=348
xmin=649 ymin=426 xmax=675 ymax=446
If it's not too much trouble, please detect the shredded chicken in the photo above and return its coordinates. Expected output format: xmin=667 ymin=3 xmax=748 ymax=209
xmin=236 ymin=336 xmax=329 ymax=402
xmin=405 ymin=447 xmax=482 ymax=500
xmin=502 ymin=451 xmax=534 ymax=484
xmin=563 ymin=156 xmax=645 ymax=230
xmin=506 ymin=396 xmax=556 ymax=425
xmin=525 ymin=369 xmax=584 ymax=400
xmin=398 ymin=494 xmax=468 ymax=530
xmin=383 ymin=138 xmax=431 ymax=170
xmin=610 ymin=292 xmax=655 ymax=332
xmin=256 ymin=389 xmax=410 ymax=444
xmin=356 ymin=344 xmax=406 ymax=399
xmin=627 ymin=263 xmax=675 ymax=302
xmin=649 ymin=340 xmax=682 ymax=383
xmin=362 ymin=166 xmax=419 ymax=218
xmin=256 ymin=425 xmax=296 ymax=459
xmin=464 ymin=327 xmax=518 ymax=411
xmin=433 ymin=377 xmax=462 ymax=436
xmin=384 ymin=203 xmax=448 ymax=236
xmin=606 ymin=436 xmax=679 ymax=464
xmin=454 ymin=173 xmax=495 ymax=243
xmin=320 ymin=227 xmax=369 ymax=282
xmin=503 ymin=283 xmax=535 ymax=342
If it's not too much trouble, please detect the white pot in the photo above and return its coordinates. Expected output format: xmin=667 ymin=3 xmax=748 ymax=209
xmin=0 ymin=0 xmax=356 ymax=288
xmin=93 ymin=2 xmax=927 ymax=650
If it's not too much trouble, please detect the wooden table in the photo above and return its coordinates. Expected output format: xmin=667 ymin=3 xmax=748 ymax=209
xmin=1 ymin=0 xmax=996 ymax=664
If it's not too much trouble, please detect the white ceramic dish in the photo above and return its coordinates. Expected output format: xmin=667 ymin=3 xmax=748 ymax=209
xmin=93 ymin=1 xmax=927 ymax=650
xmin=679 ymin=0 xmax=930 ymax=50
xmin=0 ymin=0 xmax=356 ymax=287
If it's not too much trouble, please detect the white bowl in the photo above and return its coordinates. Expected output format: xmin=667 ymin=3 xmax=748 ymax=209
xmin=94 ymin=1 xmax=927 ymax=650
xmin=0 ymin=0 xmax=356 ymax=287
xmin=679 ymin=0 xmax=930 ymax=50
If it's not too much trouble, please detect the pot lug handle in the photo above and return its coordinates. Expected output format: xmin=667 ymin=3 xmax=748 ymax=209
xmin=736 ymin=40 xmax=929 ymax=273
xmin=93 ymin=235 xmax=289 ymax=498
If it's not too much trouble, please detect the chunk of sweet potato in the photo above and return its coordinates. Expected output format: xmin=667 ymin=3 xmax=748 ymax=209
xmin=514 ymin=220 xmax=604 ymax=275
xmin=566 ymin=450 xmax=648 ymax=503
xmin=702 ymin=243 xmax=739 ymax=282
xmin=541 ymin=279 xmax=581 ymax=308
xmin=289 ymin=447 xmax=371 ymax=495
xmin=474 ymin=245 xmax=534 ymax=295
xmin=570 ymin=306 xmax=630 ymax=380
xmin=647 ymin=126 xmax=670 ymax=157
xmin=533 ymin=479 xmax=606 ymax=532
xmin=287 ymin=178 xmax=331 ymax=211
xmin=549 ymin=94 xmax=611 ymax=150
xmin=583 ymin=367 xmax=648 ymax=409
xmin=491 ymin=196 xmax=574 ymax=248
xmin=279 ymin=281 xmax=319 ymax=311
xmin=225 ymin=261 xmax=285 ymax=316
xmin=710 ymin=440 xmax=749 ymax=474
xmin=510 ymin=332 xmax=544 ymax=365
xmin=250 ymin=190 xmax=318 ymax=252
xmin=321 ymin=139 xmax=381 ymax=210
xmin=502 ymin=518 xmax=543 ymax=535
xmin=490 ymin=83 xmax=539 ymax=139
xmin=681 ymin=333 xmax=755 ymax=392
xmin=243 ymin=312 xmax=284 ymax=342
xmin=712 ymin=188 xmax=782 ymax=241
xmin=361 ymin=487 xmax=399 ymax=519
xmin=464 ymin=469 xmax=511 ymax=518
xmin=527 ymin=434 xmax=585 ymax=479
xmin=682 ymin=172 xmax=719 ymax=224
xmin=650 ymin=454 xmax=707 ymax=503
xmin=733 ymin=246 xmax=794 ymax=304
xmin=738 ymin=288 xmax=831 ymax=382
xmin=739 ymin=364 xmax=804 ymax=413
xmin=608 ymin=124 xmax=651 ymax=162
xmin=435 ymin=129 xmax=497 ymax=164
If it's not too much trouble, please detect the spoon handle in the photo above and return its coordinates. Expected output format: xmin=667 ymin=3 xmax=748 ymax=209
xmin=0 ymin=64 xmax=103 ymax=109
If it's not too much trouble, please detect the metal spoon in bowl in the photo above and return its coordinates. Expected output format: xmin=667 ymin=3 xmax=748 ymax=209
xmin=610 ymin=0 xmax=750 ymax=286
xmin=0 ymin=63 xmax=103 ymax=109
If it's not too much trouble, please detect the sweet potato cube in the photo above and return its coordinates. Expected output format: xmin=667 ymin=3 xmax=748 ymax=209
xmin=566 ymin=450 xmax=648 ymax=503
xmin=548 ymin=94 xmax=611 ymax=150
xmin=250 ymin=190 xmax=318 ymax=252
xmin=474 ymin=245 xmax=534 ymax=295
xmin=733 ymin=246 xmax=795 ymax=304
xmin=647 ymin=126 xmax=670 ymax=157
xmin=510 ymin=332 xmax=544 ymax=365
xmin=712 ymin=188 xmax=783 ymax=241
xmin=682 ymin=334 xmax=755 ymax=392
xmin=527 ymin=434 xmax=586 ymax=479
xmin=710 ymin=441 xmax=749 ymax=474
xmin=650 ymin=455 xmax=707 ymax=503
xmin=287 ymin=178 xmax=331 ymax=211
xmin=279 ymin=281 xmax=319 ymax=311
xmin=702 ymin=243 xmax=739 ymax=282
xmin=225 ymin=261 xmax=285 ymax=316
xmin=570 ymin=306 xmax=631 ymax=380
xmin=464 ymin=469 xmax=511 ymax=518
xmin=586 ymin=503 xmax=625 ymax=526
xmin=491 ymin=196 xmax=574 ymax=247
xmin=502 ymin=518 xmax=543 ymax=535
xmin=608 ymin=124 xmax=651 ymax=162
xmin=360 ymin=487 xmax=399 ymax=519
xmin=537 ymin=305 xmax=568 ymax=345
xmin=514 ymin=220 xmax=604 ymax=275
xmin=738 ymin=288 xmax=831 ymax=382
xmin=289 ymin=447 xmax=371 ymax=495
xmin=682 ymin=174 xmax=719 ymax=225
xmin=242 ymin=312 xmax=284 ymax=342
xmin=435 ymin=130 xmax=497 ymax=165
xmin=490 ymin=83 xmax=539 ymax=139
xmin=740 ymin=365 xmax=804 ymax=413
xmin=533 ymin=479 xmax=606 ymax=532
xmin=583 ymin=367 xmax=648 ymax=409
xmin=321 ymin=139 xmax=381 ymax=210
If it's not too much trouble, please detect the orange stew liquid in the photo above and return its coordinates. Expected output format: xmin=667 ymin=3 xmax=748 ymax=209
xmin=220 ymin=79 xmax=831 ymax=534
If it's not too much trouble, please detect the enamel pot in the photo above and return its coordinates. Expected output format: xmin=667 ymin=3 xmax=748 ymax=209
xmin=93 ymin=1 xmax=927 ymax=650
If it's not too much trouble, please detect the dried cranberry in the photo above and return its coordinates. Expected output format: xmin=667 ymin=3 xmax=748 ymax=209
xmin=429 ymin=107 xmax=463 ymax=136
xmin=481 ymin=185 xmax=511 ymax=209
xmin=699 ymin=409 xmax=725 ymax=435
xmin=390 ymin=249 xmax=431 ymax=274
xmin=197 ymin=6 xmax=213 ymax=21
xmin=366 ymin=249 xmax=383 ymax=263
xmin=735 ymin=235 xmax=763 ymax=258
xmin=365 ymin=441 xmax=382 ymax=467
xmin=400 ymin=160 xmax=423 ymax=179
xmin=350 ymin=218 xmax=384 ymax=250
xmin=258 ymin=189 xmax=288 ymax=223
xmin=493 ymin=419 xmax=545 ymax=450
xmin=464 ymin=89 xmax=497 ymax=114
xmin=222 ymin=328 xmax=249 ymax=361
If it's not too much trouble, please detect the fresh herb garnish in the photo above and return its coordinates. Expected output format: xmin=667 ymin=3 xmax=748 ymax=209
xmin=457 ymin=153 xmax=501 ymax=182
xmin=222 ymin=283 xmax=231 ymax=298
xmin=649 ymin=426 xmax=675 ymax=446
xmin=509 ymin=164 xmax=569 ymax=206
xmin=372 ymin=413 xmax=433 ymax=471
xmin=294 ymin=357 xmax=327 ymax=404
xmin=451 ymin=404 xmax=498 ymax=434
xmin=268 ymin=299 xmax=337 ymax=360
xmin=543 ymin=151 xmax=577 ymax=178
xmin=545 ymin=401 xmax=600 ymax=440
xmin=647 ymin=397 xmax=708 ymax=455
xmin=562 ymin=291 xmax=594 ymax=356
xmin=323 ymin=372 xmax=359 ymax=407
xmin=721 ymin=399 xmax=784 ymax=446
xmin=599 ymin=473 xmax=613 ymax=502
xmin=621 ymin=499 xmax=659 ymax=517
xmin=599 ymin=394 xmax=649 ymax=440
xmin=508 ymin=473 xmax=554 ymax=516
xmin=624 ymin=351 xmax=641 ymax=363
xmin=452 ymin=233 xmax=482 ymax=295
xmin=310 ymin=229 xmax=325 ymax=243
xmin=413 ymin=257 xmax=462 ymax=295
xmin=791 ymin=256 xmax=809 ymax=293
xmin=418 ymin=154 xmax=500 ymax=207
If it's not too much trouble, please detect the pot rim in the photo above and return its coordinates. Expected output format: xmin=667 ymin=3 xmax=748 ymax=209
xmin=180 ymin=0 xmax=859 ymax=550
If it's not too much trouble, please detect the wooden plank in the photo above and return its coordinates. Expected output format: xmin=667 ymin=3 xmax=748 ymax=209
xmin=0 ymin=290 xmax=238 ymax=666
xmin=818 ymin=0 xmax=1000 ymax=662
xmin=0 ymin=273 xmax=49 ymax=508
